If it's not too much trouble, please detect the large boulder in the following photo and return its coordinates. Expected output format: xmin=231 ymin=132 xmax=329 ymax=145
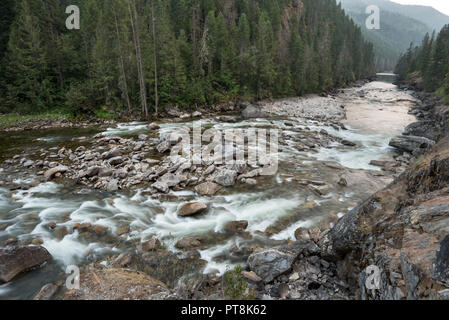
xmin=178 ymin=202 xmax=208 ymax=217
xmin=241 ymin=105 xmax=267 ymax=119
xmin=389 ymin=135 xmax=435 ymax=154
xmin=0 ymin=246 xmax=52 ymax=283
xmin=247 ymin=240 xmax=319 ymax=283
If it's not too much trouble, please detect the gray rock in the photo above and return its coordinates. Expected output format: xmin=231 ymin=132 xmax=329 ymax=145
xmin=214 ymin=169 xmax=237 ymax=187
xmin=152 ymin=181 xmax=169 ymax=193
xmin=138 ymin=134 xmax=148 ymax=141
xmin=0 ymin=246 xmax=52 ymax=283
xmin=156 ymin=140 xmax=171 ymax=154
xmin=33 ymin=283 xmax=59 ymax=300
xmin=44 ymin=166 xmax=68 ymax=180
xmin=102 ymin=149 xmax=121 ymax=160
xmin=241 ymin=105 xmax=267 ymax=119
xmin=247 ymin=241 xmax=318 ymax=283
xmin=106 ymin=179 xmax=119 ymax=192
xmin=108 ymin=156 xmax=124 ymax=166
xmin=178 ymin=202 xmax=208 ymax=217
xmin=194 ymin=182 xmax=221 ymax=196
xmin=389 ymin=135 xmax=435 ymax=154
xmin=23 ymin=160 xmax=34 ymax=168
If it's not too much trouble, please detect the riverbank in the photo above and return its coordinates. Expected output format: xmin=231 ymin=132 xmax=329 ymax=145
xmin=317 ymin=84 xmax=449 ymax=300
xmin=0 ymin=78 xmax=425 ymax=300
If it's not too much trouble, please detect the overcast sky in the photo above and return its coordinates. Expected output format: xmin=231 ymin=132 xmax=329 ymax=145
xmin=391 ymin=0 xmax=449 ymax=16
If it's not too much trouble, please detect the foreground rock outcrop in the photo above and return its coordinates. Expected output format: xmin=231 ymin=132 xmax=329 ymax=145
xmin=64 ymin=268 xmax=169 ymax=300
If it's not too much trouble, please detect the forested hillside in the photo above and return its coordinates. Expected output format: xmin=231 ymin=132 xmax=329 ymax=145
xmin=0 ymin=0 xmax=374 ymax=117
xmin=395 ymin=26 xmax=449 ymax=103
xmin=339 ymin=0 xmax=439 ymax=72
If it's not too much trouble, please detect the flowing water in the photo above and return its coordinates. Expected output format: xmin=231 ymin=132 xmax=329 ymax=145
xmin=0 ymin=77 xmax=417 ymax=299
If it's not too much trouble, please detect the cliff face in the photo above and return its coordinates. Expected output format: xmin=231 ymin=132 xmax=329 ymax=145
xmin=321 ymin=94 xmax=449 ymax=300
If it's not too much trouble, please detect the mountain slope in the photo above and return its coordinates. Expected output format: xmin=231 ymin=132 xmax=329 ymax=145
xmin=339 ymin=0 xmax=449 ymax=71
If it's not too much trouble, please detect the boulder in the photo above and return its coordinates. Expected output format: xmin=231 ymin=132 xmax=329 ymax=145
xmin=294 ymin=227 xmax=310 ymax=241
xmin=92 ymin=225 xmax=108 ymax=236
xmin=0 ymin=246 xmax=52 ymax=283
xmin=106 ymin=179 xmax=119 ymax=192
xmin=44 ymin=166 xmax=68 ymax=180
xmin=138 ymin=134 xmax=148 ymax=141
xmin=389 ymin=135 xmax=435 ymax=154
xmin=102 ymin=149 xmax=121 ymax=160
xmin=148 ymin=122 xmax=160 ymax=130
xmin=247 ymin=241 xmax=319 ymax=283
xmin=214 ymin=169 xmax=237 ymax=187
xmin=241 ymin=105 xmax=267 ymax=119
xmin=33 ymin=283 xmax=59 ymax=300
xmin=194 ymin=182 xmax=221 ymax=196
xmin=178 ymin=202 xmax=208 ymax=217
xmin=156 ymin=140 xmax=171 ymax=154
xmin=108 ymin=156 xmax=124 ymax=166
xmin=224 ymin=221 xmax=248 ymax=233
xmin=141 ymin=238 xmax=162 ymax=252
xmin=84 ymin=166 xmax=102 ymax=178
xmin=152 ymin=181 xmax=169 ymax=193
xmin=174 ymin=237 xmax=203 ymax=250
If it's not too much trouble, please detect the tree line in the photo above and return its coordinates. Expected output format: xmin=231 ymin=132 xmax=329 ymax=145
xmin=0 ymin=0 xmax=375 ymax=117
xmin=396 ymin=25 xmax=449 ymax=102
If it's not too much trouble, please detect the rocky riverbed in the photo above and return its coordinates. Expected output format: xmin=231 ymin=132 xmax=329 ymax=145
xmin=1 ymin=77 xmax=431 ymax=300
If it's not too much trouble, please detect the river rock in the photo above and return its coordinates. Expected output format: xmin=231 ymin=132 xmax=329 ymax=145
xmin=0 ymin=246 xmax=52 ymax=283
xmin=33 ymin=283 xmax=59 ymax=300
xmin=341 ymin=139 xmax=357 ymax=147
xmin=178 ymin=202 xmax=208 ymax=217
xmin=214 ymin=169 xmax=237 ymax=187
xmin=195 ymin=182 xmax=221 ymax=196
xmin=242 ymin=271 xmax=262 ymax=283
xmin=156 ymin=140 xmax=171 ymax=154
xmin=148 ymin=122 xmax=160 ymax=130
xmin=241 ymin=105 xmax=267 ymax=119
xmin=338 ymin=177 xmax=348 ymax=187
xmin=106 ymin=179 xmax=119 ymax=192
xmin=44 ymin=166 xmax=68 ymax=180
xmin=84 ymin=166 xmax=102 ymax=178
xmin=102 ymin=149 xmax=121 ymax=160
xmin=247 ymin=240 xmax=319 ymax=283
xmin=92 ymin=225 xmax=108 ymax=236
xmin=141 ymin=238 xmax=162 ymax=252
xmin=138 ymin=134 xmax=148 ymax=141
xmin=224 ymin=221 xmax=248 ymax=233
xmin=294 ymin=228 xmax=310 ymax=241
xmin=108 ymin=156 xmax=124 ymax=166
xmin=174 ymin=237 xmax=203 ymax=250
xmin=152 ymin=181 xmax=169 ymax=193
xmin=389 ymin=135 xmax=435 ymax=154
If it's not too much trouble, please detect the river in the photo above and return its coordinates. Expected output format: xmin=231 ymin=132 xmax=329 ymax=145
xmin=0 ymin=75 xmax=417 ymax=299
